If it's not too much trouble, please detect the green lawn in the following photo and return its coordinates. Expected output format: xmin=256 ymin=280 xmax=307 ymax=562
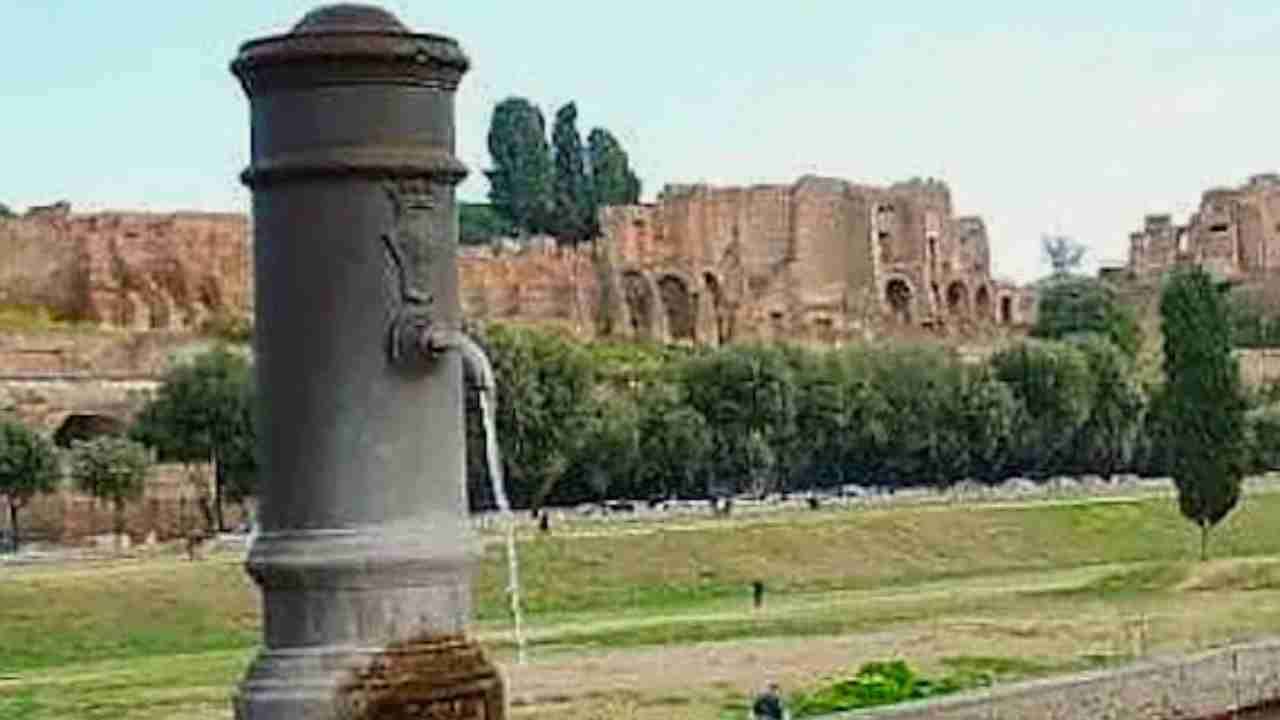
xmin=3 ymin=491 xmax=1280 ymax=719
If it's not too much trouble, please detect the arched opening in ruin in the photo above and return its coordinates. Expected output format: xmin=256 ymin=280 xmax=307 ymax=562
xmin=885 ymin=278 xmax=913 ymax=325
xmin=946 ymin=281 xmax=969 ymax=317
xmin=658 ymin=275 xmax=696 ymax=342
xmin=975 ymin=286 xmax=992 ymax=320
xmin=704 ymin=272 xmax=729 ymax=344
xmin=54 ymin=413 xmax=127 ymax=449
xmin=1000 ymin=296 xmax=1014 ymax=326
xmin=622 ymin=271 xmax=656 ymax=339
xmin=874 ymin=204 xmax=897 ymax=264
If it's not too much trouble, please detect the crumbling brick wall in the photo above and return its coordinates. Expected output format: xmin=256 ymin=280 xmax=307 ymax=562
xmin=463 ymin=175 xmax=1026 ymax=346
xmin=1128 ymin=173 xmax=1280 ymax=282
xmin=0 ymin=205 xmax=252 ymax=331
xmin=9 ymin=462 xmax=248 ymax=544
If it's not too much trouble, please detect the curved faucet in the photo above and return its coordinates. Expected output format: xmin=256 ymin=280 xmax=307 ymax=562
xmin=414 ymin=326 xmax=526 ymax=663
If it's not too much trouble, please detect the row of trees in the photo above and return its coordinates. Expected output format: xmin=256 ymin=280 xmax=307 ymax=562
xmin=0 ymin=266 xmax=1254 ymax=559
xmin=0 ymin=427 xmax=151 ymax=552
xmin=0 ymin=348 xmax=255 ymax=551
xmin=486 ymin=98 xmax=641 ymax=243
xmin=475 ymin=267 xmax=1255 ymax=558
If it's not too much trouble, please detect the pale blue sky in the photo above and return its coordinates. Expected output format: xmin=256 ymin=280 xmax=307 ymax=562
xmin=3 ymin=1 xmax=1279 ymax=282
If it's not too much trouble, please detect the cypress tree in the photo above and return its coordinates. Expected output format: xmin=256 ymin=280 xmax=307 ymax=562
xmin=552 ymin=102 xmax=594 ymax=244
xmin=588 ymin=128 xmax=642 ymax=208
xmin=1159 ymin=266 xmax=1248 ymax=560
xmin=485 ymin=98 xmax=554 ymax=237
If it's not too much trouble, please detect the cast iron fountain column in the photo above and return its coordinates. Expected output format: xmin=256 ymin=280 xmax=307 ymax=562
xmin=231 ymin=5 xmax=504 ymax=718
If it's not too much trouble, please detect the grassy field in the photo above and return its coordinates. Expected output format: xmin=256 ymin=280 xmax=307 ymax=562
xmin=4 ymin=490 xmax=1280 ymax=719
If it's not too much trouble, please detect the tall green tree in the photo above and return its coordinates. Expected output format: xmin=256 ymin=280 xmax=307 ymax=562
xmin=1042 ymin=234 xmax=1087 ymax=276
xmin=129 ymin=347 xmax=254 ymax=532
xmin=69 ymin=436 xmax=150 ymax=549
xmin=869 ymin=346 xmax=973 ymax=487
xmin=588 ymin=128 xmax=642 ymax=208
xmin=679 ymin=344 xmax=795 ymax=496
xmin=784 ymin=348 xmax=889 ymax=491
xmin=1069 ymin=335 xmax=1147 ymax=477
xmin=559 ymin=393 xmax=640 ymax=504
xmin=991 ymin=340 xmax=1096 ymax=477
xmin=486 ymin=98 xmax=554 ymax=236
xmin=1031 ymin=277 xmax=1142 ymax=357
xmin=0 ymin=420 xmax=61 ymax=552
xmin=635 ymin=385 xmax=712 ymax=499
xmin=552 ymin=102 xmax=595 ymax=244
xmin=480 ymin=324 xmax=596 ymax=510
xmin=1160 ymin=267 xmax=1248 ymax=560
xmin=0 ymin=203 xmax=15 ymax=219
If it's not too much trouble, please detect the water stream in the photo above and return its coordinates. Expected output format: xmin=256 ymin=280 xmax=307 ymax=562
xmin=455 ymin=333 xmax=528 ymax=665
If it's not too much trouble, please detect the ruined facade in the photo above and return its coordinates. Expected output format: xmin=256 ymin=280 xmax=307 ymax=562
xmin=1128 ymin=173 xmax=1280 ymax=281
xmin=460 ymin=175 xmax=1035 ymax=345
xmin=0 ymin=179 xmax=1035 ymax=348
xmin=0 ymin=203 xmax=252 ymax=331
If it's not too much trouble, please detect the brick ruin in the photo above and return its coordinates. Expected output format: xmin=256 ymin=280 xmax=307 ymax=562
xmin=1127 ymin=173 xmax=1280 ymax=281
xmin=0 ymin=202 xmax=252 ymax=331
xmin=461 ymin=175 xmax=1037 ymax=345
xmin=2 ymin=179 xmax=1036 ymax=347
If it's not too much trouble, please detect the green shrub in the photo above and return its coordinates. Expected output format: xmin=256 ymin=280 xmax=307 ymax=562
xmin=1249 ymin=404 xmax=1280 ymax=473
xmin=991 ymin=340 xmax=1096 ymax=477
xmin=677 ymin=344 xmax=795 ymax=496
xmin=789 ymin=660 xmax=992 ymax=718
xmin=1068 ymin=335 xmax=1147 ymax=477
xmin=1032 ymin=277 xmax=1142 ymax=357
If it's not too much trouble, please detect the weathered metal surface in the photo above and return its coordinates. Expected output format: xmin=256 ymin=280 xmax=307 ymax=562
xmin=230 ymin=5 xmax=499 ymax=718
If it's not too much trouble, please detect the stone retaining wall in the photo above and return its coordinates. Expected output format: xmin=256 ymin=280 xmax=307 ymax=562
xmin=829 ymin=639 xmax=1280 ymax=719
xmin=3 ymin=462 xmax=247 ymax=544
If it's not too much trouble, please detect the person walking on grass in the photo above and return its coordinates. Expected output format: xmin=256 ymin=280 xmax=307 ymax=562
xmin=752 ymin=681 xmax=789 ymax=720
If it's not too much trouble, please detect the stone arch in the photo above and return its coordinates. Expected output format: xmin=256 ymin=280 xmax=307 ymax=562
xmin=884 ymin=277 xmax=914 ymax=325
xmin=657 ymin=274 xmax=696 ymax=342
xmin=999 ymin=295 xmax=1014 ymax=325
xmin=974 ymin=285 xmax=992 ymax=320
xmin=53 ymin=413 xmax=127 ymax=449
xmin=622 ymin=270 xmax=658 ymax=340
xmin=946 ymin=280 xmax=969 ymax=317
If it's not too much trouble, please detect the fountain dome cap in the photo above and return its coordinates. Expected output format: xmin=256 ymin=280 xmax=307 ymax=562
xmin=292 ymin=4 xmax=409 ymax=33
xmin=231 ymin=3 xmax=469 ymax=96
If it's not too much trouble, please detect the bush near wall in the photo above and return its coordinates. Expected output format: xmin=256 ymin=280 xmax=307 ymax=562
xmin=2 ymin=462 xmax=248 ymax=545
xmin=463 ymin=323 xmax=1280 ymax=510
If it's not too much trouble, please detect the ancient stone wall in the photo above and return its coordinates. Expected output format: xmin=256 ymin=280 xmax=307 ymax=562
xmin=0 ymin=205 xmax=252 ymax=331
xmin=1 ymin=187 xmax=1030 ymax=351
xmin=5 ymin=462 xmax=247 ymax=544
xmin=0 ymin=331 xmax=231 ymax=440
xmin=0 ymin=207 xmax=81 ymax=316
xmin=1128 ymin=173 xmax=1280 ymax=282
xmin=458 ymin=241 xmax=600 ymax=337
xmin=462 ymin=175 xmax=1033 ymax=346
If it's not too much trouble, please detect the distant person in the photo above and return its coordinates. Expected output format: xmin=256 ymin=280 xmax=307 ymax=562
xmin=752 ymin=682 xmax=788 ymax=720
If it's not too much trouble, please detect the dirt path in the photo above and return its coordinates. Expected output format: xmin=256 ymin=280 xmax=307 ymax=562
xmin=500 ymin=630 xmax=929 ymax=707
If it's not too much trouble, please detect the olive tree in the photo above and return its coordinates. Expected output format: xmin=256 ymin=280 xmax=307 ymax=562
xmin=0 ymin=420 xmax=61 ymax=552
xmin=130 ymin=347 xmax=253 ymax=532
xmin=679 ymin=344 xmax=795 ymax=497
xmin=69 ymin=436 xmax=150 ymax=550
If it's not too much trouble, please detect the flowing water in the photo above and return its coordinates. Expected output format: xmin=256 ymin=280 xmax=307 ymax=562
xmin=456 ymin=333 xmax=528 ymax=665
